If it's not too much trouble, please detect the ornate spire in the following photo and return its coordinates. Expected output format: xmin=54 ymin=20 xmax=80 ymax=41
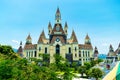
xmin=85 ymin=34 xmax=90 ymax=40
xmin=56 ymin=7 xmax=60 ymax=14
xmin=48 ymin=21 xmax=52 ymax=28
xmin=85 ymin=34 xmax=91 ymax=44
xmin=55 ymin=7 xmax=61 ymax=23
xmin=64 ymin=22 xmax=68 ymax=28
xmin=26 ymin=34 xmax=32 ymax=40
xmin=71 ymin=30 xmax=78 ymax=43
xmin=26 ymin=34 xmax=32 ymax=44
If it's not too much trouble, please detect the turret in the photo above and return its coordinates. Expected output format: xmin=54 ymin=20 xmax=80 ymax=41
xmin=55 ymin=7 xmax=61 ymax=24
xmin=109 ymin=44 xmax=114 ymax=52
xmin=94 ymin=46 xmax=99 ymax=59
xmin=48 ymin=22 xmax=52 ymax=35
xmin=85 ymin=34 xmax=91 ymax=45
xmin=17 ymin=41 xmax=23 ymax=57
xmin=64 ymin=22 xmax=68 ymax=35
xmin=26 ymin=34 xmax=32 ymax=44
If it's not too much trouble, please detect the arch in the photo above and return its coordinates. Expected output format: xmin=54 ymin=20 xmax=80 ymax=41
xmin=56 ymin=44 xmax=60 ymax=54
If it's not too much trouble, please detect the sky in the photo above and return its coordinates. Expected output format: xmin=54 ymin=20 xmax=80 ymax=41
xmin=0 ymin=0 xmax=120 ymax=54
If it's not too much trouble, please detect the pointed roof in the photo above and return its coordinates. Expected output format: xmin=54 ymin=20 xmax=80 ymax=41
xmin=48 ymin=22 xmax=52 ymax=28
xmin=64 ymin=22 xmax=68 ymax=28
xmin=94 ymin=46 xmax=99 ymax=54
xmin=51 ymin=24 xmax=65 ymax=34
xmin=20 ymin=41 xmax=22 ymax=45
xmin=17 ymin=41 xmax=23 ymax=54
xmin=26 ymin=34 xmax=32 ymax=40
xmin=109 ymin=44 xmax=114 ymax=54
xmin=56 ymin=7 xmax=60 ymax=14
xmin=38 ymin=30 xmax=46 ymax=43
xmin=115 ymin=43 xmax=120 ymax=55
xmin=71 ymin=30 xmax=78 ymax=43
xmin=110 ymin=44 xmax=113 ymax=49
xmin=85 ymin=34 xmax=90 ymax=40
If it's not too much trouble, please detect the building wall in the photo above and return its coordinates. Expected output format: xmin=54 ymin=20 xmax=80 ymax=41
xmin=23 ymin=43 xmax=93 ymax=65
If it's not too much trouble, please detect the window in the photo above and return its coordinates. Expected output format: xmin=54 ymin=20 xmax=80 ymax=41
xmin=45 ymin=47 xmax=47 ymax=54
xmin=79 ymin=51 xmax=81 ymax=57
xmin=75 ymin=47 xmax=77 ymax=52
xmin=34 ymin=51 xmax=37 ymax=57
xmin=75 ymin=53 xmax=77 ymax=57
xmin=39 ymin=47 xmax=41 ymax=51
xmin=69 ymin=47 xmax=71 ymax=53
xmin=66 ymin=30 xmax=67 ymax=33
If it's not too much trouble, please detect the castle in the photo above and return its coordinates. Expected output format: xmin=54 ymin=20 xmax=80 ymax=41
xmin=17 ymin=8 xmax=98 ymax=65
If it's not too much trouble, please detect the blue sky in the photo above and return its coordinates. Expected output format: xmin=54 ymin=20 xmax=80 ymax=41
xmin=0 ymin=0 xmax=120 ymax=54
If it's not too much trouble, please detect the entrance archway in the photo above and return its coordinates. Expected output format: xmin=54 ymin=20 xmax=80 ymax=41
xmin=56 ymin=44 xmax=60 ymax=54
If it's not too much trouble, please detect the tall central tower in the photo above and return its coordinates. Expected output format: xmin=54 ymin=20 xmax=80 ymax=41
xmin=55 ymin=7 xmax=61 ymax=24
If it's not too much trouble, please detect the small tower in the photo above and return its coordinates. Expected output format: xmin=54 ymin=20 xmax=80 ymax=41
xmin=55 ymin=7 xmax=61 ymax=24
xmin=26 ymin=34 xmax=32 ymax=44
xmin=17 ymin=41 xmax=23 ymax=57
xmin=48 ymin=22 xmax=52 ymax=35
xmin=109 ymin=44 xmax=114 ymax=52
xmin=85 ymin=34 xmax=91 ymax=45
xmin=94 ymin=46 xmax=99 ymax=60
xmin=64 ymin=22 xmax=68 ymax=35
xmin=108 ymin=44 xmax=115 ymax=57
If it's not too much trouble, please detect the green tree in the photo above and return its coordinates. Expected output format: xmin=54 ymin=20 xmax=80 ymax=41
xmin=88 ymin=68 xmax=104 ymax=80
xmin=78 ymin=66 xmax=87 ymax=77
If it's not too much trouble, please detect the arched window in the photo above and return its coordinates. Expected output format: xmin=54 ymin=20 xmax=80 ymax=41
xmin=83 ymin=51 xmax=84 ymax=57
xmin=75 ymin=47 xmax=77 ymax=52
xmin=34 ymin=51 xmax=37 ymax=57
xmin=45 ymin=47 xmax=47 ymax=54
xmin=39 ymin=47 xmax=41 ymax=51
xmin=56 ymin=44 xmax=60 ymax=54
xmin=75 ymin=53 xmax=77 ymax=57
xmin=69 ymin=47 xmax=71 ymax=53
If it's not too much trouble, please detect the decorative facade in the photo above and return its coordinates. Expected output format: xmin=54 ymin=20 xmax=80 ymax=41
xmin=18 ymin=8 xmax=94 ymax=65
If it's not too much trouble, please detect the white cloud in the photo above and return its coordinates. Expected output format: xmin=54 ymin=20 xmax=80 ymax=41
xmin=12 ymin=40 xmax=19 ymax=44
